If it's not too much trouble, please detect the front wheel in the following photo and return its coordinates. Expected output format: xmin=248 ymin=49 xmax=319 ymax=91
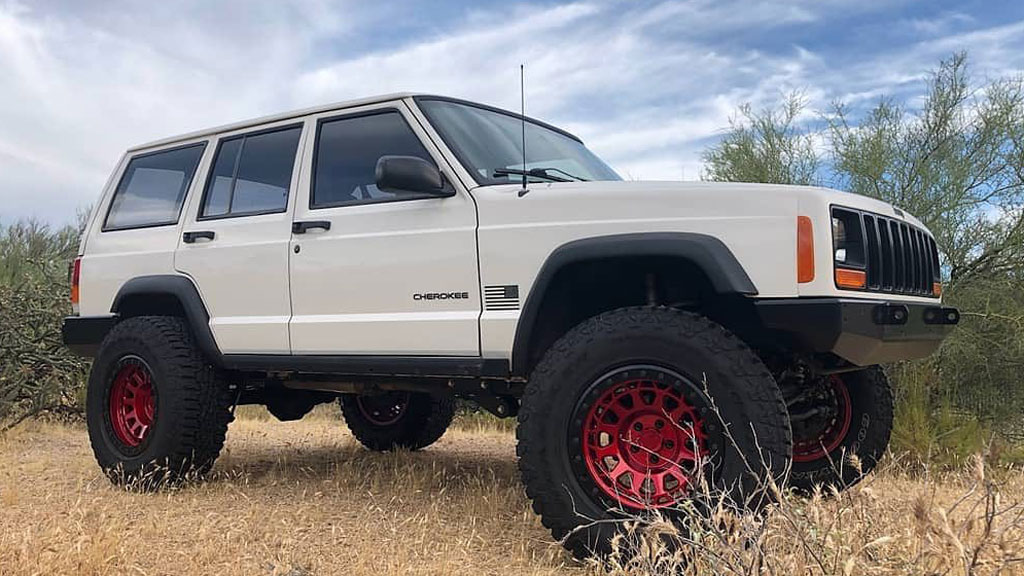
xmin=787 ymin=366 xmax=893 ymax=492
xmin=516 ymin=307 xmax=792 ymax=559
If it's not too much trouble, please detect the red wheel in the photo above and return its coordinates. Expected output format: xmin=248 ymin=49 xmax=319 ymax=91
xmin=517 ymin=308 xmax=793 ymax=559
xmin=787 ymin=367 xmax=892 ymax=491
xmin=577 ymin=366 xmax=709 ymax=509
xmin=355 ymin=392 xmax=411 ymax=427
xmin=340 ymin=392 xmax=455 ymax=451
xmin=108 ymin=356 xmax=156 ymax=447
xmin=791 ymin=375 xmax=852 ymax=463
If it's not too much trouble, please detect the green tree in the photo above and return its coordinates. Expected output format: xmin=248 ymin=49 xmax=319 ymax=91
xmin=828 ymin=53 xmax=1024 ymax=290
xmin=702 ymin=53 xmax=1024 ymax=446
xmin=702 ymin=93 xmax=819 ymax=185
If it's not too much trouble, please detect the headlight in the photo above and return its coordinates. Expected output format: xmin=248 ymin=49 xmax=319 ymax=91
xmin=832 ymin=217 xmax=847 ymax=262
xmin=831 ymin=208 xmax=865 ymax=267
xmin=831 ymin=207 xmax=868 ymax=290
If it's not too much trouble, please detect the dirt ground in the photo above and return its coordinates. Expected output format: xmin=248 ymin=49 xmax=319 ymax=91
xmin=0 ymin=411 xmax=580 ymax=576
xmin=2 ymin=410 xmax=1024 ymax=576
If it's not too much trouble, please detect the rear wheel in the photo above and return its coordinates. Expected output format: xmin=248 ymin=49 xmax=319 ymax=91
xmin=787 ymin=366 xmax=893 ymax=491
xmin=86 ymin=316 xmax=233 ymax=487
xmin=517 ymin=307 xmax=792 ymax=559
xmin=339 ymin=391 xmax=455 ymax=451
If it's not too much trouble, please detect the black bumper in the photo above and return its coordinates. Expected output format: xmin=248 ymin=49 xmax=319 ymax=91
xmin=755 ymin=298 xmax=958 ymax=366
xmin=62 ymin=314 xmax=119 ymax=357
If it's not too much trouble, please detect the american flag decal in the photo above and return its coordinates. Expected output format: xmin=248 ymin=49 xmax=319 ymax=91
xmin=484 ymin=285 xmax=520 ymax=311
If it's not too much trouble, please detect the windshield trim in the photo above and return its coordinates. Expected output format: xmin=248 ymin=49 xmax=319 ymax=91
xmin=413 ymin=95 xmax=584 ymax=144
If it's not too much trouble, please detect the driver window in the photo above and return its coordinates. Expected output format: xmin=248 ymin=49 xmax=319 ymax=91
xmin=311 ymin=111 xmax=436 ymax=209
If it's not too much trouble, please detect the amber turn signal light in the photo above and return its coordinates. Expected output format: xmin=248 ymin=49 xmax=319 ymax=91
xmin=797 ymin=216 xmax=814 ymax=283
xmin=933 ymin=282 xmax=942 ymax=297
xmin=835 ymin=268 xmax=867 ymax=289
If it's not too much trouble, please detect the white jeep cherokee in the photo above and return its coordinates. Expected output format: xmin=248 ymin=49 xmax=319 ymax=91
xmin=63 ymin=93 xmax=958 ymax=557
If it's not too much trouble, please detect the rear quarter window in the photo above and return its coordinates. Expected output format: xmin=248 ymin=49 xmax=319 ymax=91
xmin=103 ymin=143 xmax=206 ymax=231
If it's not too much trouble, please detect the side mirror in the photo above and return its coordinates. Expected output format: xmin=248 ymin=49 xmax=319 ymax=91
xmin=375 ymin=155 xmax=451 ymax=196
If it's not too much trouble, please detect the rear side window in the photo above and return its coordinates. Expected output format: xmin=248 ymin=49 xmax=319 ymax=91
xmin=103 ymin=143 xmax=206 ymax=231
xmin=312 ymin=111 xmax=435 ymax=208
xmin=200 ymin=125 xmax=303 ymax=219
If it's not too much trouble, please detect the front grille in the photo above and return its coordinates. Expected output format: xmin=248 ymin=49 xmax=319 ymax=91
xmin=837 ymin=208 xmax=939 ymax=296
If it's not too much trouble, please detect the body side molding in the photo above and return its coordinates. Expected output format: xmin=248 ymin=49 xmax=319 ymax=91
xmin=221 ymin=354 xmax=510 ymax=379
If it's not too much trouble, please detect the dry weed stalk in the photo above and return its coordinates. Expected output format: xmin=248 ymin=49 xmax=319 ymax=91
xmin=591 ymin=384 xmax=1024 ymax=575
xmin=595 ymin=451 xmax=1024 ymax=575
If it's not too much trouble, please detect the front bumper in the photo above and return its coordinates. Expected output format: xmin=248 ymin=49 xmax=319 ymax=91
xmin=755 ymin=298 xmax=958 ymax=366
xmin=62 ymin=314 xmax=119 ymax=357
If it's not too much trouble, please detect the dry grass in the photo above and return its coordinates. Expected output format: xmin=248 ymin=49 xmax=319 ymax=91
xmin=1 ymin=409 xmax=1024 ymax=575
xmin=601 ymin=457 xmax=1024 ymax=575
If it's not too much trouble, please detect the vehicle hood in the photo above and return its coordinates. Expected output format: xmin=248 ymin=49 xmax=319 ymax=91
xmin=470 ymin=180 xmax=928 ymax=231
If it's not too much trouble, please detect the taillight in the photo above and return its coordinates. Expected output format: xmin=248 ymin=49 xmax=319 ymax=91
xmin=70 ymin=257 xmax=81 ymax=304
xmin=797 ymin=216 xmax=815 ymax=283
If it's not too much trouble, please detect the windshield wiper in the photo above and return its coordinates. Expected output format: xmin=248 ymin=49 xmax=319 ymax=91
xmin=493 ymin=167 xmax=588 ymax=183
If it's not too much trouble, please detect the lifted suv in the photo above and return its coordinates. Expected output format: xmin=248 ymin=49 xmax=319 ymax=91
xmin=63 ymin=93 xmax=958 ymax=556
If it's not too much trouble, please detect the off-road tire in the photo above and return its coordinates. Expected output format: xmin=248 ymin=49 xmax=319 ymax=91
xmin=516 ymin=306 xmax=792 ymax=559
xmin=86 ymin=316 xmax=234 ymax=487
xmin=340 ymin=392 xmax=455 ymax=451
xmin=789 ymin=366 xmax=893 ymax=492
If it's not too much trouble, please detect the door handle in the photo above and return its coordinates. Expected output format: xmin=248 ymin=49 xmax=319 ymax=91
xmin=182 ymin=230 xmax=215 ymax=243
xmin=292 ymin=220 xmax=332 ymax=234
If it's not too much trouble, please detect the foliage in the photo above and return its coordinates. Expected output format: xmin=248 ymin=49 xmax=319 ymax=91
xmin=0 ymin=220 xmax=89 ymax=430
xmin=702 ymin=92 xmax=820 ymax=186
xmin=702 ymin=52 xmax=1024 ymax=450
xmin=828 ymin=52 xmax=1024 ymax=290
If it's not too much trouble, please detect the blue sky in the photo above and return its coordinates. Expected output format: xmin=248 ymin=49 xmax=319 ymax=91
xmin=2 ymin=0 xmax=1024 ymax=224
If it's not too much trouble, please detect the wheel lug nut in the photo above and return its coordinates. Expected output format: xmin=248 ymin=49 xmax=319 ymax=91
xmin=630 ymin=446 xmax=639 ymax=453
xmin=664 ymin=440 xmax=674 ymax=449
xmin=651 ymin=455 xmax=660 ymax=463
xmin=633 ymin=423 xmax=643 ymax=431
xmin=655 ymin=420 xmax=664 ymax=429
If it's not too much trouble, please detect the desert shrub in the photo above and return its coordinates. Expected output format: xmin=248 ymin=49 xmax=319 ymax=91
xmin=0 ymin=220 xmax=89 ymax=430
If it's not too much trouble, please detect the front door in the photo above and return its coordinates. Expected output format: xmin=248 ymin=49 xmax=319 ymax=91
xmin=175 ymin=121 xmax=307 ymax=354
xmin=288 ymin=102 xmax=480 ymax=356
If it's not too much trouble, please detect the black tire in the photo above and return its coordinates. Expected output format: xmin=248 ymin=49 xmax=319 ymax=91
xmin=86 ymin=316 xmax=233 ymax=487
xmin=516 ymin=307 xmax=792 ymax=559
xmin=788 ymin=366 xmax=893 ymax=492
xmin=339 ymin=391 xmax=455 ymax=451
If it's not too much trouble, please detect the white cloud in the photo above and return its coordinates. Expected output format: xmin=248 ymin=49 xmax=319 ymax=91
xmin=1 ymin=0 xmax=1024 ymax=224
xmin=0 ymin=0 xmax=354 ymax=223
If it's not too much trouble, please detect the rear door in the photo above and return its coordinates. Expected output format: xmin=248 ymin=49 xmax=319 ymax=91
xmin=287 ymin=101 xmax=480 ymax=356
xmin=175 ymin=121 xmax=307 ymax=354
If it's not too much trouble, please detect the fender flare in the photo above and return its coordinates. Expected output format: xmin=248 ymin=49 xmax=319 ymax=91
xmin=510 ymin=232 xmax=757 ymax=377
xmin=111 ymin=274 xmax=224 ymax=364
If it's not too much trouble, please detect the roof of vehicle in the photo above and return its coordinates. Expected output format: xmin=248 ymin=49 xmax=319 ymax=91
xmin=128 ymin=92 xmax=583 ymax=152
xmin=129 ymin=92 xmax=418 ymax=152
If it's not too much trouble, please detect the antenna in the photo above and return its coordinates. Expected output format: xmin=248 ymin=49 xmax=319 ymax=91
xmin=518 ymin=64 xmax=529 ymax=197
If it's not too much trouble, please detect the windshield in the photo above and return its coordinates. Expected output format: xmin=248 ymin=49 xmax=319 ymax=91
xmin=417 ymin=98 xmax=621 ymax=186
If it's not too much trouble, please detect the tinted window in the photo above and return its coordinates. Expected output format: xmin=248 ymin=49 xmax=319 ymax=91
xmin=104 ymin=143 xmax=206 ymax=230
xmin=312 ymin=111 xmax=435 ymax=208
xmin=200 ymin=126 xmax=302 ymax=218
xmin=202 ymin=138 xmax=241 ymax=218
